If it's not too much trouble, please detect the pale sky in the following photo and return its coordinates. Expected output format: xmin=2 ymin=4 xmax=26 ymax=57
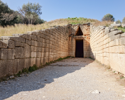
xmin=2 ymin=0 xmax=125 ymax=22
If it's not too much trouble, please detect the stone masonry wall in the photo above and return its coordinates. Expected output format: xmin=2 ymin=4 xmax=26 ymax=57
xmin=90 ymin=25 xmax=125 ymax=74
xmin=0 ymin=25 xmax=70 ymax=78
xmin=69 ymin=24 xmax=90 ymax=57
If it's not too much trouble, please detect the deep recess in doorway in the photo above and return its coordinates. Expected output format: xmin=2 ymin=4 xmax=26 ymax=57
xmin=76 ymin=27 xmax=83 ymax=36
xmin=75 ymin=40 xmax=84 ymax=57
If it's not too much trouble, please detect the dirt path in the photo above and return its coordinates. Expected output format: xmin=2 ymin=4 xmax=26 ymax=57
xmin=0 ymin=58 xmax=125 ymax=100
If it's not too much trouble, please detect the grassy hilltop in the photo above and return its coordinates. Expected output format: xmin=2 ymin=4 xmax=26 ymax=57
xmin=0 ymin=17 xmax=112 ymax=37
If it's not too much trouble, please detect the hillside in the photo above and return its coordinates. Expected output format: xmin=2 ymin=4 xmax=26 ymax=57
xmin=0 ymin=17 xmax=112 ymax=37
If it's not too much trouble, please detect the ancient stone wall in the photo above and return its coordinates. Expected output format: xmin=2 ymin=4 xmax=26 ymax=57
xmin=90 ymin=25 xmax=125 ymax=74
xmin=0 ymin=25 xmax=70 ymax=78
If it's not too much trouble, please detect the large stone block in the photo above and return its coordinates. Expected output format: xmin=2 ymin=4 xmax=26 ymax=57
xmin=31 ymin=46 xmax=37 ymax=52
xmin=40 ymin=57 xmax=43 ymax=65
xmin=24 ymin=44 xmax=31 ymax=58
xmin=37 ymin=36 xmax=42 ymax=42
xmin=15 ymin=47 xmax=24 ymax=59
xmin=15 ymin=41 xmax=24 ymax=47
xmin=0 ymin=49 xmax=15 ymax=60
xmin=31 ymin=52 xmax=37 ymax=58
xmin=119 ymin=37 xmax=125 ymax=45
xmin=36 ymin=58 xmax=41 ymax=68
xmin=31 ymin=40 xmax=37 ymax=46
xmin=31 ymin=35 xmax=37 ymax=41
xmin=105 ymin=27 xmax=110 ymax=34
xmin=20 ymin=34 xmax=31 ymax=40
xmin=8 ymin=40 xmax=15 ymax=49
xmin=0 ymin=59 xmax=16 ymax=78
xmin=8 ymin=60 xmax=16 ymax=75
xmin=10 ymin=37 xmax=25 ymax=43
xmin=26 ymin=39 xmax=32 ymax=46
xmin=37 ymin=42 xmax=42 ymax=47
xmin=0 ymin=60 xmax=8 ymax=78
xmin=15 ymin=59 xmax=25 ymax=73
xmin=0 ymin=41 xmax=7 ymax=48
xmin=30 ymin=58 xmax=36 ymax=67
xmin=36 ymin=47 xmax=42 ymax=52
xmin=24 ymin=58 xmax=31 ymax=69
xmin=36 ymin=52 xmax=42 ymax=58
xmin=1 ymin=39 xmax=15 ymax=49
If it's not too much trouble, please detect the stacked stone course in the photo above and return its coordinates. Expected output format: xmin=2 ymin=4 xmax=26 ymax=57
xmin=90 ymin=25 xmax=125 ymax=74
xmin=2 ymin=23 xmax=125 ymax=79
xmin=0 ymin=25 xmax=70 ymax=78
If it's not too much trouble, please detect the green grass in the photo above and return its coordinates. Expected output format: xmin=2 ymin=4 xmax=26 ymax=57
xmin=117 ymin=27 xmax=125 ymax=32
xmin=66 ymin=17 xmax=98 ymax=25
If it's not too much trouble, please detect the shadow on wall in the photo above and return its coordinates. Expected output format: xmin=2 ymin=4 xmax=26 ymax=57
xmin=0 ymin=58 xmax=93 ymax=100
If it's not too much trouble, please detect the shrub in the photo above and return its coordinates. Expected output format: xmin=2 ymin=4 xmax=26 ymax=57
xmin=102 ymin=14 xmax=115 ymax=22
xmin=116 ymin=20 xmax=121 ymax=24
xmin=122 ymin=17 xmax=125 ymax=24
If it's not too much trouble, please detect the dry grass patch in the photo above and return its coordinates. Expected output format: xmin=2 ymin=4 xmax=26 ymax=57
xmin=0 ymin=18 xmax=113 ymax=37
xmin=93 ymin=21 xmax=113 ymax=27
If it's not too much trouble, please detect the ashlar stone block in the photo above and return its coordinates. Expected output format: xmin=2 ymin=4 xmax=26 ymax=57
xmin=15 ymin=47 xmax=24 ymax=59
xmin=0 ymin=49 xmax=15 ymax=60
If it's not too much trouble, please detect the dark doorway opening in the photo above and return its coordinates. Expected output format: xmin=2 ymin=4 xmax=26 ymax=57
xmin=76 ymin=27 xmax=83 ymax=36
xmin=75 ymin=40 xmax=84 ymax=57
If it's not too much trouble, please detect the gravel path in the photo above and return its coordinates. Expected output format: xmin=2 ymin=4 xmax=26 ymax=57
xmin=0 ymin=58 xmax=125 ymax=100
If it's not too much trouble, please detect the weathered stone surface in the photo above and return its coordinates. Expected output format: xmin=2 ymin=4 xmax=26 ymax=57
xmin=36 ymin=47 xmax=42 ymax=52
xmin=8 ymin=60 xmax=16 ymax=75
xmin=20 ymin=34 xmax=31 ymax=40
xmin=31 ymin=46 xmax=37 ymax=52
xmin=37 ymin=36 xmax=42 ymax=42
xmin=36 ymin=58 xmax=41 ymax=68
xmin=0 ymin=49 xmax=15 ymax=60
xmin=15 ymin=59 xmax=25 ymax=73
xmin=15 ymin=47 xmax=24 ymax=59
xmin=122 ymin=24 xmax=125 ymax=28
xmin=36 ymin=52 xmax=42 ymax=58
xmin=119 ymin=37 xmax=125 ymax=45
xmin=31 ymin=35 xmax=37 ymax=41
xmin=0 ymin=39 xmax=15 ymax=49
xmin=24 ymin=44 xmax=31 ymax=58
xmin=110 ymin=24 xmax=121 ymax=28
xmin=0 ymin=41 xmax=7 ymax=48
xmin=31 ymin=52 xmax=36 ymax=58
xmin=26 ymin=39 xmax=31 ymax=45
xmin=8 ymin=40 xmax=15 ymax=49
xmin=0 ymin=59 xmax=16 ymax=78
xmin=105 ymin=27 xmax=110 ymax=34
xmin=0 ymin=24 xmax=71 ymax=78
xmin=0 ymin=60 xmax=8 ymax=78
xmin=31 ymin=40 xmax=37 ymax=46
xmin=37 ymin=42 xmax=42 ymax=47
xmin=15 ymin=41 xmax=24 ymax=47
xmin=30 ymin=58 xmax=36 ymax=67
xmin=10 ymin=37 xmax=25 ymax=43
xmin=90 ymin=24 xmax=125 ymax=75
xmin=24 ymin=58 xmax=30 ymax=69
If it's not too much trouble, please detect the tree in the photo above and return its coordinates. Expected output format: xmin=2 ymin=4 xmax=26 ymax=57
xmin=0 ymin=0 xmax=18 ymax=27
xmin=34 ymin=17 xmax=46 ymax=24
xmin=102 ymin=14 xmax=115 ymax=22
xmin=19 ymin=2 xmax=42 ymax=24
xmin=122 ymin=17 xmax=125 ymax=24
xmin=116 ymin=20 xmax=121 ymax=24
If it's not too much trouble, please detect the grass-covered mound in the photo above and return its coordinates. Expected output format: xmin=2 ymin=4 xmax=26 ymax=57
xmin=0 ymin=17 xmax=112 ymax=37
